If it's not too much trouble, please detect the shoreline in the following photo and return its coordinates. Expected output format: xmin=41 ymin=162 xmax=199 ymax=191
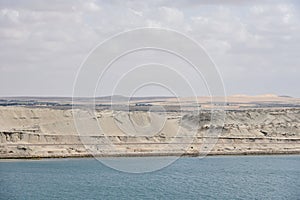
xmin=1 ymin=151 xmax=300 ymax=160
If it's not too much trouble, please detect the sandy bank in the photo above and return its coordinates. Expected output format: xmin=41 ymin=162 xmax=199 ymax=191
xmin=1 ymin=95 xmax=300 ymax=158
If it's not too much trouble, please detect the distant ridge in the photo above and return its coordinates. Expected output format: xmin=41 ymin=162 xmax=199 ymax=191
xmin=0 ymin=94 xmax=298 ymax=104
xmin=230 ymin=94 xmax=279 ymax=98
xmin=279 ymin=95 xmax=292 ymax=98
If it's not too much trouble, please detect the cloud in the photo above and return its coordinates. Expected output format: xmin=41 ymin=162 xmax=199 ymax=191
xmin=159 ymin=7 xmax=184 ymax=25
xmin=129 ymin=8 xmax=143 ymax=17
xmin=0 ymin=0 xmax=299 ymax=97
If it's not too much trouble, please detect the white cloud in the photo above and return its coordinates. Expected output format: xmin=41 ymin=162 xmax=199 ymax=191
xmin=1 ymin=8 xmax=19 ymax=23
xmin=0 ymin=0 xmax=299 ymax=97
xmin=159 ymin=7 xmax=184 ymax=25
xmin=146 ymin=19 xmax=162 ymax=28
xmin=84 ymin=1 xmax=101 ymax=12
xmin=129 ymin=8 xmax=143 ymax=17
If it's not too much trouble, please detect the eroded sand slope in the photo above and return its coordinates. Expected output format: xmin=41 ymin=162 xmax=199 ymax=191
xmin=1 ymin=103 xmax=299 ymax=158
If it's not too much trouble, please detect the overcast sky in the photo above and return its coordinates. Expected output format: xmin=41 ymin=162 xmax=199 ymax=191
xmin=0 ymin=0 xmax=299 ymax=97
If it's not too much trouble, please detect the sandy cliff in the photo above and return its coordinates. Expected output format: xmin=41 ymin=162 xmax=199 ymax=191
xmin=0 ymin=107 xmax=300 ymax=158
xmin=1 ymin=97 xmax=299 ymax=158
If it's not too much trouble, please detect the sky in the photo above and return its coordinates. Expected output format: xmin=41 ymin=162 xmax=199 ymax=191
xmin=0 ymin=0 xmax=299 ymax=97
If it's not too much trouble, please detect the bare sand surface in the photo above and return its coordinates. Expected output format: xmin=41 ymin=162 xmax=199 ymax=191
xmin=0 ymin=95 xmax=299 ymax=158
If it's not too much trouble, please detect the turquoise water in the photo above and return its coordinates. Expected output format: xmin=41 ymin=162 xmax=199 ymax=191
xmin=1 ymin=156 xmax=299 ymax=200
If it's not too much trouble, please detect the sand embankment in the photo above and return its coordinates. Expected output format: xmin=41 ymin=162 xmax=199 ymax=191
xmin=0 ymin=103 xmax=299 ymax=158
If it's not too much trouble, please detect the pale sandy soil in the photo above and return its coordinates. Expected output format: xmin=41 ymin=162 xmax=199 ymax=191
xmin=0 ymin=95 xmax=299 ymax=158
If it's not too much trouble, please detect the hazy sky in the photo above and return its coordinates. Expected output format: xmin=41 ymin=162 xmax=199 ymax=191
xmin=0 ymin=0 xmax=299 ymax=97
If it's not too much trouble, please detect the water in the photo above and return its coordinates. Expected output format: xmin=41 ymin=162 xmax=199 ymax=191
xmin=1 ymin=156 xmax=299 ymax=200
